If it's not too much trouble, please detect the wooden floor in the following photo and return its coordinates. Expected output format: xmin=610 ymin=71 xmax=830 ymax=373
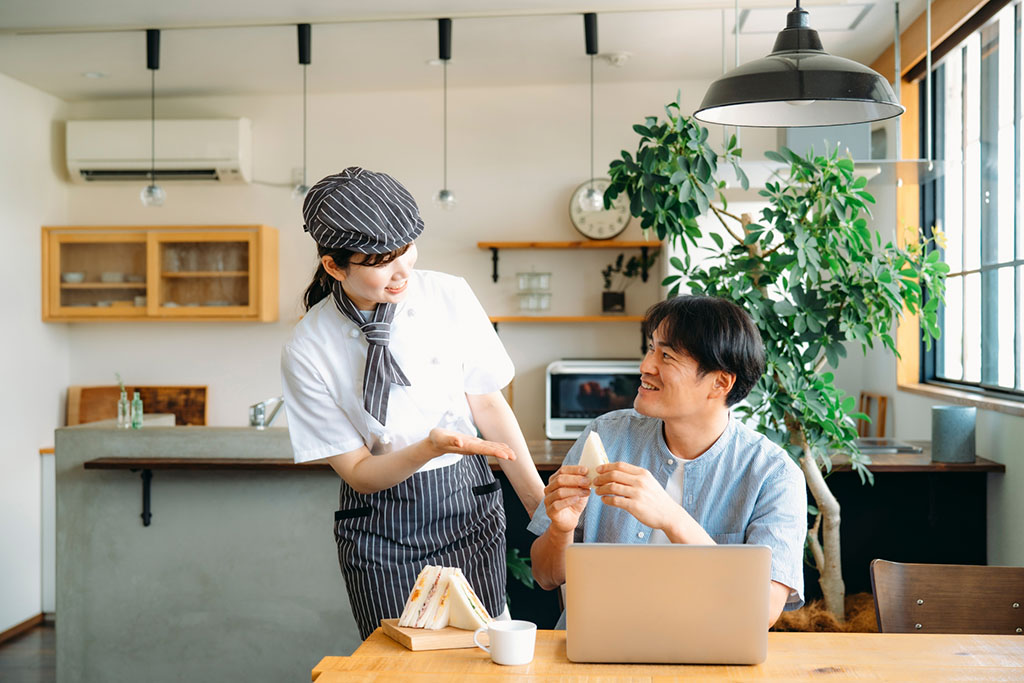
xmin=0 ymin=623 xmax=55 ymax=683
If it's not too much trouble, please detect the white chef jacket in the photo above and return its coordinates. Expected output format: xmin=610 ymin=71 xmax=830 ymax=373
xmin=281 ymin=269 xmax=514 ymax=471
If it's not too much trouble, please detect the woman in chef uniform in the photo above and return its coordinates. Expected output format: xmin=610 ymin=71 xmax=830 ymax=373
xmin=281 ymin=167 xmax=544 ymax=640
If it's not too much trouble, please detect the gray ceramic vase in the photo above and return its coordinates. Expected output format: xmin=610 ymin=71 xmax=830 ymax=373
xmin=930 ymin=405 xmax=976 ymax=463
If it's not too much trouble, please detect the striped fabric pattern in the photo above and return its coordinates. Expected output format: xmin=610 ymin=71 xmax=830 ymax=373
xmin=302 ymin=167 xmax=424 ymax=253
xmin=334 ymin=455 xmax=507 ymax=640
xmin=331 ymin=281 xmax=410 ymax=426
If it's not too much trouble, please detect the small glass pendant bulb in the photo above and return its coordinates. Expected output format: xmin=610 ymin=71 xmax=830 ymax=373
xmin=140 ymin=184 xmax=166 ymax=207
xmin=578 ymin=185 xmax=604 ymax=212
xmin=435 ymin=188 xmax=457 ymax=211
xmin=291 ymin=183 xmax=310 ymax=199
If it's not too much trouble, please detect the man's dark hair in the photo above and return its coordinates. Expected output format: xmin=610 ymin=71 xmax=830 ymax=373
xmin=641 ymin=295 xmax=766 ymax=406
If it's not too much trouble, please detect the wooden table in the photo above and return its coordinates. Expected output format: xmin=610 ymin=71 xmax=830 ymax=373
xmin=311 ymin=628 xmax=1024 ymax=681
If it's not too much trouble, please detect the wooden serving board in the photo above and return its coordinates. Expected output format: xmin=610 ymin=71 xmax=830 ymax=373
xmin=380 ymin=619 xmax=483 ymax=651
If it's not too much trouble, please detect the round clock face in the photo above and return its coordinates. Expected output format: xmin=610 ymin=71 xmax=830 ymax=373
xmin=569 ymin=178 xmax=631 ymax=240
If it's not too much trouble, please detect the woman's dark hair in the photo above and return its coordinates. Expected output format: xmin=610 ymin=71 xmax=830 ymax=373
xmin=303 ymin=243 xmax=411 ymax=311
xmin=641 ymin=295 xmax=766 ymax=406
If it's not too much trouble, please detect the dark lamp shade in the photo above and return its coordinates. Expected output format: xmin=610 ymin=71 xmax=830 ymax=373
xmin=695 ymin=8 xmax=904 ymax=128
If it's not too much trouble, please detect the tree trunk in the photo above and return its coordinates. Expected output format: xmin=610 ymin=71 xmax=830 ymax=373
xmin=794 ymin=427 xmax=846 ymax=621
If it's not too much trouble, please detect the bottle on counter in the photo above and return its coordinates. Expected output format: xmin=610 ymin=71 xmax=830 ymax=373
xmin=117 ymin=390 xmax=130 ymax=429
xmin=130 ymin=391 xmax=144 ymax=429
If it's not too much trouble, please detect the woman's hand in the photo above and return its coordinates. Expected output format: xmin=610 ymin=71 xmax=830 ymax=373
xmin=427 ymin=427 xmax=515 ymax=461
xmin=542 ymin=465 xmax=591 ymax=534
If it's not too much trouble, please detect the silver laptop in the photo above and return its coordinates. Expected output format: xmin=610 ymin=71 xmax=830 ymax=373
xmin=565 ymin=544 xmax=771 ymax=664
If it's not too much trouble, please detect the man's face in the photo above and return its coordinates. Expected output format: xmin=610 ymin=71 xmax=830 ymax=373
xmin=633 ymin=322 xmax=730 ymax=421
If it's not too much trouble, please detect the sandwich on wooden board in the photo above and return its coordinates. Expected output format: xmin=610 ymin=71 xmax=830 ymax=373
xmin=397 ymin=565 xmax=493 ymax=630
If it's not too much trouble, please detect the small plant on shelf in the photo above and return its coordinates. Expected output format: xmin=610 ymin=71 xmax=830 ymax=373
xmin=600 ymin=250 xmax=659 ymax=313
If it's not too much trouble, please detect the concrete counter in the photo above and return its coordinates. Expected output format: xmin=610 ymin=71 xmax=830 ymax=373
xmin=55 ymin=421 xmax=356 ymax=683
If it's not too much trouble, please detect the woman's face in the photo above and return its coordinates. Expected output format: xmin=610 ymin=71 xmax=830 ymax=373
xmin=324 ymin=243 xmax=418 ymax=311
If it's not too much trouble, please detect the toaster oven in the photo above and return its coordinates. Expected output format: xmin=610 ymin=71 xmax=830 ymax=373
xmin=545 ymin=359 xmax=642 ymax=440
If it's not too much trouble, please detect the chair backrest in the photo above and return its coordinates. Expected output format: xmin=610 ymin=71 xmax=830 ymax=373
xmin=66 ymin=385 xmax=208 ymax=426
xmin=870 ymin=559 xmax=1024 ymax=634
xmin=857 ymin=391 xmax=888 ymax=437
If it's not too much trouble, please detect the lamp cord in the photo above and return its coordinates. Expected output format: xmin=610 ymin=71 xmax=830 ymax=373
xmin=589 ymin=53 xmax=595 ymax=187
xmin=303 ymin=63 xmax=307 ymax=187
xmin=443 ymin=59 xmax=448 ymax=190
xmin=150 ymin=68 xmax=156 ymax=185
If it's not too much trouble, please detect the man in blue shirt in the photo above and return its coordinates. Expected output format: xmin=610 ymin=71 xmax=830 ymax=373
xmin=529 ymin=295 xmax=807 ymax=628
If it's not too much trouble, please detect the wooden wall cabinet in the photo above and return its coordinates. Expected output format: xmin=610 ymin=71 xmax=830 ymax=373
xmin=42 ymin=225 xmax=278 ymax=322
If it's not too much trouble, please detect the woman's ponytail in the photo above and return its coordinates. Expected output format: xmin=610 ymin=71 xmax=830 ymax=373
xmin=303 ymin=262 xmax=333 ymax=311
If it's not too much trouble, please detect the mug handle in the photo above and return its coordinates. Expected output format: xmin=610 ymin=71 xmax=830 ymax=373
xmin=473 ymin=626 xmax=490 ymax=654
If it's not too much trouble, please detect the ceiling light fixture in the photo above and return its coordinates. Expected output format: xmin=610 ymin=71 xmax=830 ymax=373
xmin=434 ymin=18 xmax=456 ymax=210
xmin=577 ymin=12 xmax=603 ymax=213
xmin=140 ymin=29 xmax=165 ymax=207
xmin=694 ymin=0 xmax=904 ymax=128
xmin=293 ymin=23 xmax=311 ymax=199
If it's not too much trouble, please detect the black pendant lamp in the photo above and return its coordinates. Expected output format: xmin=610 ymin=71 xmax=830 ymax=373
xmin=695 ymin=1 xmax=904 ymax=128
xmin=140 ymin=29 xmax=165 ymax=207
xmin=577 ymin=12 xmax=603 ymax=212
xmin=293 ymin=24 xmax=311 ymax=198
xmin=434 ymin=18 xmax=456 ymax=210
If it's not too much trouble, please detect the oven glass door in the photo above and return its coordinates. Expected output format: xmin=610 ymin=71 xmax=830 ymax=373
xmin=550 ymin=373 xmax=641 ymax=420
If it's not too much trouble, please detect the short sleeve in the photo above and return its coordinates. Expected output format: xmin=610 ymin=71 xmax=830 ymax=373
xmin=526 ymin=423 xmax=593 ymax=538
xmin=745 ymin=460 xmax=807 ymax=610
xmin=453 ymin=277 xmax=514 ymax=394
xmin=280 ymin=343 xmax=366 ymax=463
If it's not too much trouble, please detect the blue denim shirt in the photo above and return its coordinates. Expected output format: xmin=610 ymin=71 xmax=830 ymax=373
xmin=528 ymin=410 xmax=807 ymax=627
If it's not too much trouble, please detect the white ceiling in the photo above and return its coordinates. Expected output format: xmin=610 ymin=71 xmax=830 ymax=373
xmin=0 ymin=1 xmax=925 ymax=101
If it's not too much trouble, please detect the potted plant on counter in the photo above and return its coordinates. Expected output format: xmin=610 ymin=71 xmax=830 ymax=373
xmin=604 ymin=96 xmax=949 ymax=622
xmin=600 ymin=250 xmax=659 ymax=313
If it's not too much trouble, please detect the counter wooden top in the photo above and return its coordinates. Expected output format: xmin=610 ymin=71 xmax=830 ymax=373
xmin=311 ymin=628 xmax=1024 ymax=681
xmin=81 ymin=439 xmax=1004 ymax=474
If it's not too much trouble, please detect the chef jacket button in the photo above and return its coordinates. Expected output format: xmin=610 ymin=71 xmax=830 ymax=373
xmin=637 ymin=531 xmax=645 ymax=539
xmin=349 ymin=329 xmax=360 ymax=338
xmin=431 ymin=357 xmax=441 ymax=365
xmin=407 ymin=308 xmax=416 ymax=317
xmin=380 ymin=433 xmax=392 ymax=445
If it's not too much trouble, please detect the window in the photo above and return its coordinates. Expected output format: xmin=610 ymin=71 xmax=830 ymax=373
xmin=923 ymin=0 xmax=1023 ymax=398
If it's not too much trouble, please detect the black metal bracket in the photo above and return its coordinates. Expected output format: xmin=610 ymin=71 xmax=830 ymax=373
xmin=130 ymin=468 xmax=154 ymax=527
xmin=641 ymin=246 xmax=650 ymax=282
xmin=640 ymin=324 xmax=647 ymax=355
xmin=490 ymin=247 xmax=499 ymax=283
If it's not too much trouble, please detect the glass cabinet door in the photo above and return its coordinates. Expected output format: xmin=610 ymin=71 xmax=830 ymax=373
xmin=51 ymin=232 xmax=148 ymax=317
xmin=149 ymin=231 xmax=257 ymax=317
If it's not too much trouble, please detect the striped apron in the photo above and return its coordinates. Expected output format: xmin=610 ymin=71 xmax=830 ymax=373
xmin=333 ymin=454 xmax=507 ymax=640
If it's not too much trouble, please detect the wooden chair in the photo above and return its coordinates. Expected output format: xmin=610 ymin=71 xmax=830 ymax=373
xmin=857 ymin=391 xmax=888 ymax=437
xmin=870 ymin=559 xmax=1024 ymax=634
xmin=66 ymin=385 xmax=208 ymax=426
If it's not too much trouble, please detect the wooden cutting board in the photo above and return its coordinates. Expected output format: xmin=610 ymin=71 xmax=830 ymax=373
xmin=380 ymin=619 xmax=484 ymax=651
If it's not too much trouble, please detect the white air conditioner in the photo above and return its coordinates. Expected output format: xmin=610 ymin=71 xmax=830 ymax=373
xmin=66 ymin=118 xmax=252 ymax=184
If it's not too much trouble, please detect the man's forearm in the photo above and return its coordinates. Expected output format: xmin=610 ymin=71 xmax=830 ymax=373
xmin=662 ymin=506 xmax=716 ymax=545
xmin=530 ymin=526 xmax=574 ymax=590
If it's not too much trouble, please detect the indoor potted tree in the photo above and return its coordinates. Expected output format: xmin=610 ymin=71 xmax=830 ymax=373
xmin=605 ymin=97 xmax=949 ymax=621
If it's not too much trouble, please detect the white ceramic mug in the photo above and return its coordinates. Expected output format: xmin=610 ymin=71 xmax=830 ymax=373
xmin=473 ymin=619 xmax=537 ymax=666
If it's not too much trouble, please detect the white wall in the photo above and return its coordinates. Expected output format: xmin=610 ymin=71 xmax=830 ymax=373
xmin=63 ymin=81 xmax=777 ymax=437
xmin=0 ymin=72 xmax=70 ymax=632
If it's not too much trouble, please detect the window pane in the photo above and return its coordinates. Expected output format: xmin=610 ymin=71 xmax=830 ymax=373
xmin=964 ymin=35 xmax=982 ymax=272
xmin=997 ymin=266 xmax=1015 ymax=388
xmin=942 ymin=47 xmax=964 ymax=273
xmin=964 ymin=271 xmax=981 ymax=383
xmin=940 ymin=275 xmax=964 ymax=380
xmin=996 ymin=9 xmax=1016 ymax=264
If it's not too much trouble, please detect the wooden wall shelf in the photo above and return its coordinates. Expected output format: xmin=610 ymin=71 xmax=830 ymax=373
xmin=477 ymin=240 xmax=661 ymax=283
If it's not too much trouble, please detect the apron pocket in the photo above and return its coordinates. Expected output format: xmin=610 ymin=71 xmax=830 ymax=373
xmin=471 ymin=480 xmax=500 ymax=496
xmin=335 ymin=506 xmax=372 ymax=521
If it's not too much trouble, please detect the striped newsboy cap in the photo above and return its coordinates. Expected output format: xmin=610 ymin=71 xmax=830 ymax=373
xmin=302 ymin=167 xmax=424 ymax=253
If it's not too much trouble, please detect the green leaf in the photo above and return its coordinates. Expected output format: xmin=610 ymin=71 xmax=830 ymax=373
xmin=773 ymin=300 xmax=797 ymax=316
xmin=679 ymin=178 xmax=693 ymax=202
xmin=670 ymin=256 xmax=685 ymax=271
xmin=710 ymin=232 xmax=724 ymax=249
xmin=765 ymin=150 xmax=786 ymax=163
xmin=837 ymin=159 xmax=855 ymax=173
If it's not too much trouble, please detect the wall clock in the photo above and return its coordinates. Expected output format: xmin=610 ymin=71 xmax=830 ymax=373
xmin=568 ymin=178 xmax=631 ymax=240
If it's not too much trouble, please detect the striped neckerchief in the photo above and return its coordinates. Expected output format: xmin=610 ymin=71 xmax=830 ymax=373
xmin=331 ymin=280 xmax=410 ymax=426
